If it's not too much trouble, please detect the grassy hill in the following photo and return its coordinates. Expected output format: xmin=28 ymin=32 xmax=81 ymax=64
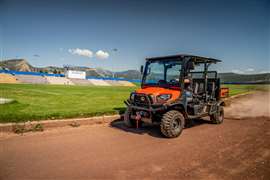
xmin=0 ymin=59 xmax=110 ymax=76
xmin=219 ymin=73 xmax=270 ymax=84
xmin=0 ymin=59 xmax=37 ymax=72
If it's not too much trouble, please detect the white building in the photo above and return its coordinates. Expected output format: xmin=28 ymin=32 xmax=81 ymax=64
xmin=65 ymin=70 xmax=86 ymax=79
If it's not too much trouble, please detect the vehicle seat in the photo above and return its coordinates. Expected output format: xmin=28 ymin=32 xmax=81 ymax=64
xmin=194 ymin=82 xmax=199 ymax=95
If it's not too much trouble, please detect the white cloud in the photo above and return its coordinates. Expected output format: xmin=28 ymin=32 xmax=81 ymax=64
xmin=258 ymin=70 xmax=270 ymax=74
xmin=232 ymin=69 xmax=244 ymax=74
xmin=246 ymin=68 xmax=255 ymax=72
xmin=232 ymin=68 xmax=269 ymax=74
xmin=68 ymin=48 xmax=93 ymax=58
xmin=96 ymin=50 xmax=109 ymax=59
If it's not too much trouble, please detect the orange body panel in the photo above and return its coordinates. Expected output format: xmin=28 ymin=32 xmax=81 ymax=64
xmin=220 ymin=87 xmax=229 ymax=98
xmin=136 ymin=87 xmax=181 ymax=101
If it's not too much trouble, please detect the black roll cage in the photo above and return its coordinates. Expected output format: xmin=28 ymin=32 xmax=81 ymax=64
xmin=142 ymin=54 xmax=221 ymax=85
xmin=141 ymin=54 xmax=221 ymax=101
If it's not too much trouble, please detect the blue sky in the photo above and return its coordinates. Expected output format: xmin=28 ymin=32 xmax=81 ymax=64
xmin=0 ymin=0 xmax=269 ymax=73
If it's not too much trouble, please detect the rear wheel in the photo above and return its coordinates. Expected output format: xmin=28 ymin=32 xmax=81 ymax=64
xmin=210 ymin=106 xmax=224 ymax=124
xmin=160 ymin=110 xmax=185 ymax=138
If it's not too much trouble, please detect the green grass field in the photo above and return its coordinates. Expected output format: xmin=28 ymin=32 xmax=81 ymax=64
xmin=0 ymin=83 xmax=269 ymax=123
xmin=0 ymin=84 xmax=136 ymax=123
xmin=222 ymin=84 xmax=269 ymax=96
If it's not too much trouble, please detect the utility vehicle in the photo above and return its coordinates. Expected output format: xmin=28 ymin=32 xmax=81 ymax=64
xmin=124 ymin=54 xmax=228 ymax=138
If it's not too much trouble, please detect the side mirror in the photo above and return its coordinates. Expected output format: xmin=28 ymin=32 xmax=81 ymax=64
xmin=140 ymin=65 xmax=144 ymax=74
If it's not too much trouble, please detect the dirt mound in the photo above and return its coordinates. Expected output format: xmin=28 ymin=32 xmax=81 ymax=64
xmin=225 ymin=91 xmax=270 ymax=119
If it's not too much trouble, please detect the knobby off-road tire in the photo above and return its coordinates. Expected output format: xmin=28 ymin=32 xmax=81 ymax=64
xmin=210 ymin=106 xmax=224 ymax=124
xmin=160 ymin=110 xmax=185 ymax=138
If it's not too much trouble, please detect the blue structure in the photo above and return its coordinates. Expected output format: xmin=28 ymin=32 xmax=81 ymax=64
xmin=2 ymin=70 xmax=267 ymax=84
xmin=86 ymin=76 xmax=141 ymax=83
xmin=0 ymin=70 xmax=64 ymax=77
xmin=0 ymin=70 xmax=140 ymax=82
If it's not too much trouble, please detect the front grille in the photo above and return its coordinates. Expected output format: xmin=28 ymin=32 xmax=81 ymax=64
xmin=133 ymin=94 xmax=152 ymax=106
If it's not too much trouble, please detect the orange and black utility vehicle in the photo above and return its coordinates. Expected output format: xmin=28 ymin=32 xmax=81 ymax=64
xmin=124 ymin=54 xmax=228 ymax=138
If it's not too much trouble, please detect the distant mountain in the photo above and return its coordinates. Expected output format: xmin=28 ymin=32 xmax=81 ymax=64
xmin=219 ymin=73 xmax=270 ymax=84
xmin=115 ymin=70 xmax=141 ymax=79
xmin=95 ymin=68 xmax=113 ymax=77
xmin=0 ymin=59 xmax=37 ymax=72
xmin=0 ymin=59 xmax=104 ymax=76
xmin=114 ymin=71 xmax=270 ymax=83
xmin=0 ymin=59 xmax=269 ymax=83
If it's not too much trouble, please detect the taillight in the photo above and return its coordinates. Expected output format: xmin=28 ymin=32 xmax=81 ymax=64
xmin=220 ymin=88 xmax=229 ymax=98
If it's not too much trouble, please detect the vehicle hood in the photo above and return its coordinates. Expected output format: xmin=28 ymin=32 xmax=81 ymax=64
xmin=135 ymin=87 xmax=181 ymax=100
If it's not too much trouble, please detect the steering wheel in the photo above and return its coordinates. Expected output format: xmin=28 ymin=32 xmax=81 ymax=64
xmin=169 ymin=79 xmax=178 ymax=84
xmin=158 ymin=80 xmax=167 ymax=85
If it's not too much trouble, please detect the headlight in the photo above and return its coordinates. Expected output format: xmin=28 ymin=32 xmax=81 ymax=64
xmin=157 ymin=94 xmax=172 ymax=102
xmin=130 ymin=93 xmax=135 ymax=101
xmin=149 ymin=94 xmax=155 ymax=101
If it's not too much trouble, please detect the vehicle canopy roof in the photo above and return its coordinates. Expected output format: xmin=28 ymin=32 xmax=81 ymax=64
xmin=146 ymin=54 xmax=222 ymax=64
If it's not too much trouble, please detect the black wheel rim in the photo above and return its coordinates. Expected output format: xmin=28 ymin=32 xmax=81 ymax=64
xmin=172 ymin=118 xmax=180 ymax=129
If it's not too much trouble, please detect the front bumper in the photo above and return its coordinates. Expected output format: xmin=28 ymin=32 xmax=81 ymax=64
xmin=124 ymin=99 xmax=167 ymax=124
xmin=128 ymin=104 xmax=166 ymax=112
xmin=124 ymin=93 xmax=169 ymax=124
xmin=125 ymin=93 xmax=167 ymax=112
xmin=124 ymin=99 xmax=166 ymax=112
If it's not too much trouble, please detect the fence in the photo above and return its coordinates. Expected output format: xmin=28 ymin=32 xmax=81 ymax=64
xmin=0 ymin=70 xmax=140 ymax=82
xmin=86 ymin=76 xmax=141 ymax=83
xmin=0 ymin=70 xmax=64 ymax=77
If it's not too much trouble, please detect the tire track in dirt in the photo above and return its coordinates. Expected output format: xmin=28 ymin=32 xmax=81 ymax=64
xmin=225 ymin=91 xmax=270 ymax=120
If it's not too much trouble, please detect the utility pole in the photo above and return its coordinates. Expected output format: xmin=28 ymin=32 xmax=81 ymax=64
xmin=111 ymin=48 xmax=118 ymax=79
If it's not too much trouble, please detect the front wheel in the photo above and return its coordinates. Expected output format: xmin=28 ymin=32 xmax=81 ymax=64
xmin=210 ymin=106 xmax=224 ymax=124
xmin=160 ymin=110 xmax=185 ymax=138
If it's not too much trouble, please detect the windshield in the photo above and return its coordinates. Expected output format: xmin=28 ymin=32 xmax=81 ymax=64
xmin=143 ymin=60 xmax=182 ymax=87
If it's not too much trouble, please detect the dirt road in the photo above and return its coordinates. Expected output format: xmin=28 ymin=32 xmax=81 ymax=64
xmin=1 ymin=92 xmax=270 ymax=180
